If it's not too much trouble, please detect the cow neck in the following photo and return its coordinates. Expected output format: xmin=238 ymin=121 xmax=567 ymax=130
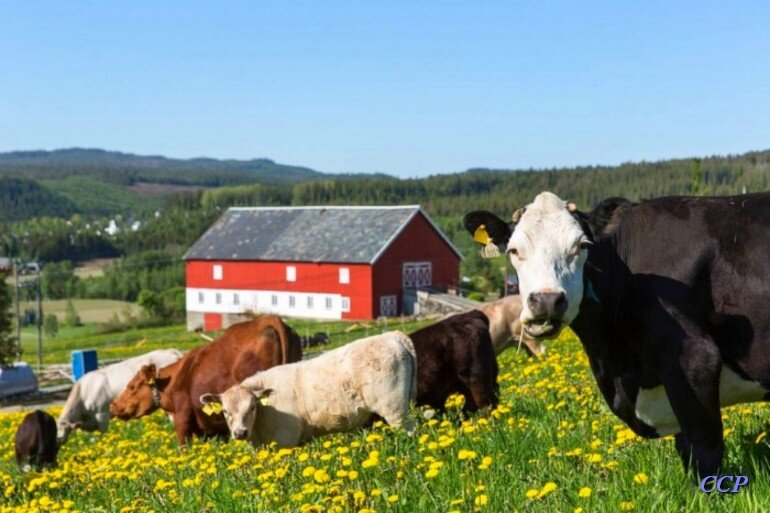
xmin=153 ymin=364 xmax=178 ymax=412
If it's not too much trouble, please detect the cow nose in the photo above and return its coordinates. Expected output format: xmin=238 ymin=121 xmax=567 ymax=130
xmin=528 ymin=291 xmax=568 ymax=319
xmin=233 ymin=428 xmax=247 ymax=439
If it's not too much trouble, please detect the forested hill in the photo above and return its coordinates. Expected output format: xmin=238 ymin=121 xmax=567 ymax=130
xmin=0 ymin=148 xmax=330 ymax=185
xmin=293 ymin=149 xmax=770 ymax=217
xmin=0 ymin=148 xmax=385 ymax=219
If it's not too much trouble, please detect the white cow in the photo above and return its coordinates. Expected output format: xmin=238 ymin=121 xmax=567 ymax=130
xmin=200 ymin=331 xmax=416 ymax=448
xmin=56 ymin=348 xmax=183 ymax=444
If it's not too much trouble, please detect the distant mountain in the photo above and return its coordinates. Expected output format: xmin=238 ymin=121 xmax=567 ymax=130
xmin=0 ymin=148 xmax=390 ymax=219
xmin=0 ymin=148 xmax=337 ymax=186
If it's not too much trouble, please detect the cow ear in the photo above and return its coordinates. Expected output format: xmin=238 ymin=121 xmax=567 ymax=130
xmin=142 ymin=364 xmax=157 ymax=380
xmin=255 ymin=388 xmax=274 ymax=407
xmin=587 ymin=197 xmax=633 ymax=238
xmin=462 ymin=210 xmax=513 ymax=259
xmin=199 ymin=394 xmax=223 ymax=416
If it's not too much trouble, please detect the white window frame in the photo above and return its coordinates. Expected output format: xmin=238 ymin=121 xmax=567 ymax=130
xmin=198 ymin=292 xmax=204 ymax=304
xmin=339 ymin=267 xmax=350 ymax=284
xmin=271 ymin=294 xmax=278 ymax=306
xmin=289 ymin=295 xmax=296 ymax=308
xmin=380 ymin=295 xmax=397 ymax=317
xmin=215 ymin=292 xmax=222 ymax=305
xmin=325 ymin=297 xmax=333 ymax=310
xmin=286 ymin=266 xmax=297 ymax=282
xmin=213 ymin=264 xmax=223 ymax=281
xmin=233 ymin=293 xmax=240 ymax=306
xmin=307 ymin=296 xmax=314 ymax=309
xmin=341 ymin=297 xmax=350 ymax=313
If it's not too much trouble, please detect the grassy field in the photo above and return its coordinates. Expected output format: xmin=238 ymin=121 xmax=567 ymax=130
xmin=17 ymin=316 xmax=435 ymax=365
xmin=3 ymin=329 xmax=770 ymax=512
xmin=18 ymin=299 xmax=142 ymax=326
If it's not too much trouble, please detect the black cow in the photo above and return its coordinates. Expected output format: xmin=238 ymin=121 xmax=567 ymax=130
xmin=464 ymin=191 xmax=770 ymax=477
xmin=15 ymin=410 xmax=59 ymax=470
xmin=410 ymin=309 xmax=499 ymax=414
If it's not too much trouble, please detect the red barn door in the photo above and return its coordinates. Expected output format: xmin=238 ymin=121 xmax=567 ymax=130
xmin=204 ymin=313 xmax=222 ymax=331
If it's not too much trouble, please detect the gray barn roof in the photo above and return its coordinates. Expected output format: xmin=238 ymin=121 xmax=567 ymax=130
xmin=184 ymin=206 xmax=462 ymax=264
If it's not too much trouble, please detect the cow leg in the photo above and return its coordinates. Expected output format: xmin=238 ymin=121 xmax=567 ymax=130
xmin=460 ymin=378 xmax=496 ymax=413
xmin=95 ymin=409 xmax=110 ymax=433
xmin=174 ymin=409 xmax=197 ymax=447
xmin=660 ymin=337 xmax=723 ymax=478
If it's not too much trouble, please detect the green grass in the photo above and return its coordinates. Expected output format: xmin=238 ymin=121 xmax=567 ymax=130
xmin=2 ymin=330 xmax=770 ymax=512
xmin=17 ymin=317 xmax=435 ymax=365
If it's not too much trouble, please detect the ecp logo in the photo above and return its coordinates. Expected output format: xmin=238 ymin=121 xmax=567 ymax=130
xmin=699 ymin=475 xmax=749 ymax=493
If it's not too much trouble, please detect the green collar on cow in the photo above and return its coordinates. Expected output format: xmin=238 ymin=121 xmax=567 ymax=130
xmin=586 ymin=280 xmax=600 ymax=305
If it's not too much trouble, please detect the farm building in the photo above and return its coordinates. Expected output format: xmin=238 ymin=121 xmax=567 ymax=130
xmin=184 ymin=206 xmax=462 ymax=330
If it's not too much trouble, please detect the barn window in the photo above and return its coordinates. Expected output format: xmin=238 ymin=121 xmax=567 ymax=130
xmin=213 ymin=265 xmax=223 ymax=281
xmin=342 ymin=297 xmax=350 ymax=312
xmin=233 ymin=293 xmax=240 ymax=306
xmin=198 ymin=292 xmax=204 ymax=304
xmin=307 ymin=296 xmax=314 ymax=309
xmin=271 ymin=295 xmax=278 ymax=306
xmin=286 ymin=266 xmax=296 ymax=282
xmin=339 ymin=268 xmax=350 ymax=284
xmin=325 ymin=297 xmax=333 ymax=310
xmin=289 ymin=295 xmax=296 ymax=308
xmin=215 ymin=293 xmax=222 ymax=305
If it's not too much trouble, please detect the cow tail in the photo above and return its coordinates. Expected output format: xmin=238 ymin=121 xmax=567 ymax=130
xmin=395 ymin=332 xmax=418 ymax=402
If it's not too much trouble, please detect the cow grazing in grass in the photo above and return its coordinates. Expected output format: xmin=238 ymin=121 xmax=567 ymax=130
xmin=409 ymin=309 xmax=499 ymax=414
xmin=15 ymin=410 xmax=58 ymax=470
xmin=464 ymin=191 xmax=770 ymax=477
xmin=111 ymin=315 xmax=302 ymax=446
xmin=56 ymin=348 xmax=183 ymax=444
xmin=475 ymin=295 xmax=544 ymax=356
xmin=200 ymin=331 xmax=416 ymax=447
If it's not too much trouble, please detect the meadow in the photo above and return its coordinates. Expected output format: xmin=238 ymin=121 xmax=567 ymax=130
xmin=3 ymin=329 xmax=770 ymax=512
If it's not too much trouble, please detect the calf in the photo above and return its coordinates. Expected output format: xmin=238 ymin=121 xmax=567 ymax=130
xmin=111 ymin=315 xmax=302 ymax=446
xmin=410 ymin=309 xmax=499 ymax=414
xmin=464 ymin=191 xmax=770 ymax=477
xmin=56 ymin=348 xmax=183 ymax=444
xmin=475 ymin=295 xmax=544 ymax=356
xmin=15 ymin=410 xmax=58 ymax=470
xmin=200 ymin=331 xmax=416 ymax=448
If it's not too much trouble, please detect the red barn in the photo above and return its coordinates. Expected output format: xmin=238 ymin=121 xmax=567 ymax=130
xmin=184 ymin=206 xmax=462 ymax=330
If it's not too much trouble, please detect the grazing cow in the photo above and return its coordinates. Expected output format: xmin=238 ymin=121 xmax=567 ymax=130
xmin=409 ymin=310 xmax=498 ymax=414
xmin=56 ymin=348 xmax=183 ymax=444
xmin=475 ymin=295 xmax=545 ymax=356
xmin=15 ymin=410 xmax=58 ymax=470
xmin=464 ymin=191 xmax=770 ymax=477
xmin=110 ymin=315 xmax=302 ymax=446
xmin=200 ymin=331 xmax=416 ymax=447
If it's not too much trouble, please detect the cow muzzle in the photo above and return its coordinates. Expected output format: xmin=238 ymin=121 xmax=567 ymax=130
xmin=232 ymin=428 xmax=248 ymax=440
xmin=525 ymin=291 xmax=568 ymax=338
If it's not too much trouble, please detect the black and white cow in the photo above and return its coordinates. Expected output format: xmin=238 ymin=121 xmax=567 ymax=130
xmin=464 ymin=191 xmax=770 ymax=477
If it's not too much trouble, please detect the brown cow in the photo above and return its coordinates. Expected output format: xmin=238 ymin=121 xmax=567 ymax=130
xmin=475 ymin=295 xmax=545 ymax=356
xmin=15 ymin=410 xmax=59 ymax=470
xmin=410 ymin=309 xmax=498 ymax=414
xmin=110 ymin=315 xmax=302 ymax=446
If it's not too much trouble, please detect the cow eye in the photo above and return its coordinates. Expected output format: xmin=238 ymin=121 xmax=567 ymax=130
xmin=508 ymin=247 xmax=521 ymax=259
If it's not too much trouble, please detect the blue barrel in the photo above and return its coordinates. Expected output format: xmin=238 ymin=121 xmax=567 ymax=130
xmin=71 ymin=350 xmax=98 ymax=381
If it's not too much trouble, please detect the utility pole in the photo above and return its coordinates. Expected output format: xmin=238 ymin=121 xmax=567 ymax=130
xmin=13 ymin=259 xmax=21 ymax=361
xmin=36 ymin=264 xmax=43 ymax=371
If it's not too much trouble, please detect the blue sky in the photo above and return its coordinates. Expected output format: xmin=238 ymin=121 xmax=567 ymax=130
xmin=2 ymin=1 xmax=769 ymax=177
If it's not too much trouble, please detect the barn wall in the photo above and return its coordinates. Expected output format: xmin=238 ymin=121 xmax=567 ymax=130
xmin=186 ymin=261 xmax=373 ymax=320
xmin=372 ymin=213 xmax=461 ymax=316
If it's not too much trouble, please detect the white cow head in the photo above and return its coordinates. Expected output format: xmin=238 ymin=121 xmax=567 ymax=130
xmin=464 ymin=191 xmax=591 ymax=339
xmin=200 ymin=386 xmax=272 ymax=441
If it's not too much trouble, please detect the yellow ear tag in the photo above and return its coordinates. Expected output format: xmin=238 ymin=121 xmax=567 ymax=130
xmin=473 ymin=225 xmax=491 ymax=245
xmin=202 ymin=403 xmax=223 ymax=416
xmin=147 ymin=378 xmax=155 ymax=386
xmin=259 ymin=397 xmax=270 ymax=407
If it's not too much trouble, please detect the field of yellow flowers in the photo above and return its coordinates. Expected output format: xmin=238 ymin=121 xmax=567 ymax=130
xmin=3 ymin=329 xmax=770 ymax=512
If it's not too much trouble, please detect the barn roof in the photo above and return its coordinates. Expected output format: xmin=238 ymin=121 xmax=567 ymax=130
xmin=184 ymin=206 xmax=463 ymax=264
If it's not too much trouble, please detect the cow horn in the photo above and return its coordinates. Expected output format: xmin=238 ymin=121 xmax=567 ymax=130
xmin=512 ymin=207 xmax=526 ymax=223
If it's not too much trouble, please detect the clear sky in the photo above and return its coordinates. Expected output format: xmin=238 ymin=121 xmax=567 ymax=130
xmin=2 ymin=1 xmax=769 ymax=177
